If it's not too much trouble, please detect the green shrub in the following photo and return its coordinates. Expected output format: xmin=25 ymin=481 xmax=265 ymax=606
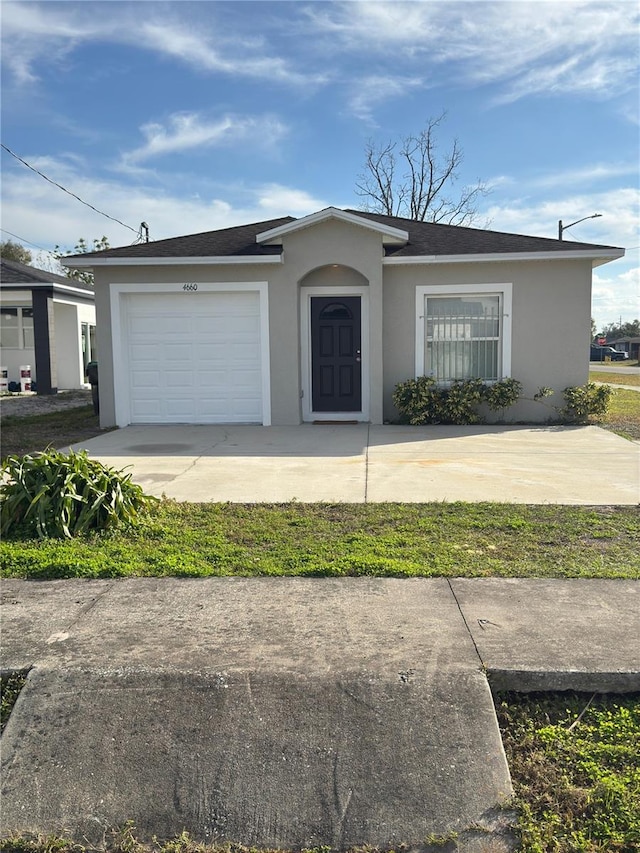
xmin=483 ymin=377 xmax=523 ymax=413
xmin=562 ymin=383 xmax=613 ymax=423
xmin=0 ymin=449 xmax=155 ymax=540
xmin=392 ymin=376 xmax=522 ymax=425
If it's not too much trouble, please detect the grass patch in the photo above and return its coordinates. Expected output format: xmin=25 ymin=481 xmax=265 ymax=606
xmin=0 ymin=405 xmax=103 ymax=461
xmin=589 ymin=371 xmax=640 ymax=388
xmin=590 ymin=388 xmax=640 ymax=441
xmin=1 ymin=671 xmax=28 ymax=734
xmin=496 ymin=692 xmax=640 ymax=852
xmin=2 ymin=502 xmax=639 ymax=579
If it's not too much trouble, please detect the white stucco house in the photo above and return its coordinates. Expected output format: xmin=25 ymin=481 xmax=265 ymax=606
xmin=0 ymin=259 xmax=96 ymax=393
xmin=62 ymin=207 xmax=624 ymax=428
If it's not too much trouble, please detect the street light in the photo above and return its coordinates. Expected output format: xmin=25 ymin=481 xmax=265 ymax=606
xmin=558 ymin=213 xmax=602 ymax=240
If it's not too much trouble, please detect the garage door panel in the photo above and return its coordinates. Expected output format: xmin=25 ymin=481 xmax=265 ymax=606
xmin=165 ymin=371 xmax=194 ymax=388
xmin=130 ymin=344 xmax=161 ymax=361
xmin=230 ymin=369 xmax=261 ymax=387
xmin=163 ymin=343 xmax=193 ymax=361
xmin=131 ymin=401 xmax=162 ymax=419
xmin=196 ymin=343 xmax=226 ymax=361
xmin=131 ymin=370 xmax=161 ymax=388
xmin=124 ymin=291 xmax=263 ymax=424
xmin=165 ymin=400 xmax=196 ymax=417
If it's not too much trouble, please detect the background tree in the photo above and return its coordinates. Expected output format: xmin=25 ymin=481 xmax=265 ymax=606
xmin=355 ymin=112 xmax=490 ymax=225
xmin=600 ymin=319 xmax=640 ymax=341
xmin=54 ymin=236 xmax=110 ymax=287
xmin=1 ymin=239 xmax=32 ymax=265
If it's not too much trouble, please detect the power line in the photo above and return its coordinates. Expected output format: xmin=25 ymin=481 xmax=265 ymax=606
xmin=0 ymin=228 xmax=54 ymax=254
xmin=1 ymin=142 xmax=139 ymax=235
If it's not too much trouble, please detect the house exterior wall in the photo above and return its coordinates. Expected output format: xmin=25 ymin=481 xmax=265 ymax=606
xmin=279 ymin=219 xmax=385 ymax=424
xmin=91 ymin=222 xmax=595 ymax=428
xmin=93 ymin=219 xmax=387 ymax=428
xmin=53 ymin=300 xmax=95 ymax=389
xmin=1 ymin=288 xmax=95 ymax=390
xmin=382 ymin=258 xmax=593 ymax=422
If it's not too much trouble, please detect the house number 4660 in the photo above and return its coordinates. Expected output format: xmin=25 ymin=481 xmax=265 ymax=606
xmin=182 ymin=283 xmax=198 ymax=291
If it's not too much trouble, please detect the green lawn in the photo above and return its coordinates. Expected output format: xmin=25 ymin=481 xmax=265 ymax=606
xmin=2 ymin=502 xmax=639 ymax=580
xmin=0 ymin=405 xmax=102 ymax=461
xmin=589 ymin=370 xmax=640 ymax=387
xmin=591 ymin=387 xmax=640 ymax=441
xmin=497 ymin=692 xmax=640 ymax=852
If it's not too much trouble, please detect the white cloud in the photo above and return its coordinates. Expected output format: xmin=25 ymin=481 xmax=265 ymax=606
xmin=0 ymin=156 xmax=329 ymax=250
xmin=592 ymin=265 xmax=640 ymax=329
xmin=254 ymin=185 xmax=328 ymax=217
xmin=529 ymin=163 xmax=640 ymax=190
xmin=306 ymin=0 xmax=639 ymax=104
xmin=123 ymin=113 xmax=289 ymax=164
xmin=482 ymin=183 xmax=639 ymax=329
xmin=348 ymin=75 xmax=425 ymax=123
xmin=1 ymin=1 xmax=325 ymax=88
xmin=484 ymin=186 xmax=640 ymax=247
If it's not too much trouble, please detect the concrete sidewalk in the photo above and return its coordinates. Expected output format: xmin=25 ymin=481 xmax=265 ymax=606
xmin=68 ymin=423 xmax=640 ymax=504
xmin=2 ymin=578 xmax=638 ymax=849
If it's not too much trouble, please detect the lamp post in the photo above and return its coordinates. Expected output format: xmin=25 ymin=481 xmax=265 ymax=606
xmin=558 ymin=213 xmax=602 ymax=240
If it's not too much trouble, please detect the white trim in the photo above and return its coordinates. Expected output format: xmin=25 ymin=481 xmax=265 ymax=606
xmin=386 ymin=249 xmax=624 ymax=265
xmin=415 ymin=283 xmax=513 ymax=380
xmin=257 ymin=207 xmax=408 ymax=245
xmin=63 ymin=255 xmax=282 ymax=269
xmin=110 ymin=281 xmax=271 ymax=428
xmin=300 ymin=286 xmax=370 ymax=423
xmin=1 ymin=280 xmax=95 ymax=299
xmin=64 ymin=248 xmax=624 ymax=271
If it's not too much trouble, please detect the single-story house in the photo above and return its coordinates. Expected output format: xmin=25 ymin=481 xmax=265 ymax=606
xmin=608 ymin=337 xmax=640 ymax=361
xmin=62 ymin=207 xmax=624 ymax=428
xmin=0 ymin=259 xmax=96 ymax=394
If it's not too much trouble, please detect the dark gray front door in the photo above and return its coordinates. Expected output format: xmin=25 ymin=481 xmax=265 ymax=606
xmin=311 ymin=296 xmax=362 ymax=412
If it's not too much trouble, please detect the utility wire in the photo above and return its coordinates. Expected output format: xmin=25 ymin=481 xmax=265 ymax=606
xmin=0 ymin=228 xmax=54 ymax=254
xmin=1 ymin=143 xmax=139 ymax=235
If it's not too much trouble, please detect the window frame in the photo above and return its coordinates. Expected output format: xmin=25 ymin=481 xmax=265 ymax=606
xmin=0 ymin=306 xmax=33 ymax=350
xmin=415 ymin=283 xmax=512 ymax=383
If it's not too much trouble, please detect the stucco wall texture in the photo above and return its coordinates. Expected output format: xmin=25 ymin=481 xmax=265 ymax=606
xmin=93 ymin=220 xmax=593 ymax=428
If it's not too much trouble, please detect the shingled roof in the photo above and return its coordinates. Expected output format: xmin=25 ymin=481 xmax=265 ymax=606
xmin=345 ymin=210 xmax=622 ymax=257
xmin=70 ymin=216 xmax=295 ymax=259
xmin=65 ymin=208 xmax=622 ymax=261
xmin=1 ymin=258 xmax=94 ymax=292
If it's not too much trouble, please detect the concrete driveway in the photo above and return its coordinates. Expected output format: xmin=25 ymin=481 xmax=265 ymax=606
xmin=70 ymin=423 xmax=640 ymax=504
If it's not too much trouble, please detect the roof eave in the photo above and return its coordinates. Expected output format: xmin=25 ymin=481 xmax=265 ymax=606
xmin=383 ymin=248 xmax=625 ymax=266
xmin=1 ymin=279 xmax=95 ymax=298
xmin=256 ymin=207 xmax=409 ymax=246
xmin=62 ymin=254 xmax=284 ymax=269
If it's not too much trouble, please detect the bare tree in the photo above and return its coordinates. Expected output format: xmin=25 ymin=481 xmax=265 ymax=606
xmin=53 ymin=236 xmax=110 ymax=287
xmin=355 ymin=112 xmax=490 ymax=225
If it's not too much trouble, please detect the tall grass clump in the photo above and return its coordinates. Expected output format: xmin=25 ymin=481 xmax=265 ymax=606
xmin=1 ymin=449 xmax=154 ymax=539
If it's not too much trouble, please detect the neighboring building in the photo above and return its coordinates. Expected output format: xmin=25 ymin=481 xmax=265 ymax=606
xmin=608 ymin=337 xmax=640 ymax=361
xmin=63 ymin=207 xmax=624 ymax=427
xmin=0 ymin=259 xmax=96 ymax=393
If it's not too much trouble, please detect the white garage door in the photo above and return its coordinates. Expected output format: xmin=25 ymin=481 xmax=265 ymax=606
xmin=124 ymin=291 xmax=263 ymax=424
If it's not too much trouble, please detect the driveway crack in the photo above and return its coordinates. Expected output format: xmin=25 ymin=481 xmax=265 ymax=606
xmin=447 ymin=579 xmax=485 ymax=671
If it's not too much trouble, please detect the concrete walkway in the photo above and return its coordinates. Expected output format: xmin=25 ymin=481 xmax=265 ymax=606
xmin=68 ymin=423 xmax=640 ymax=505
xmin=2 ymin=578 xmax=638 ymax=849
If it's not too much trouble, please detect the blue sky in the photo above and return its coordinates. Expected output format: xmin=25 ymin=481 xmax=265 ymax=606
xmin=1 ymin=0 xmax=638 ymax=330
